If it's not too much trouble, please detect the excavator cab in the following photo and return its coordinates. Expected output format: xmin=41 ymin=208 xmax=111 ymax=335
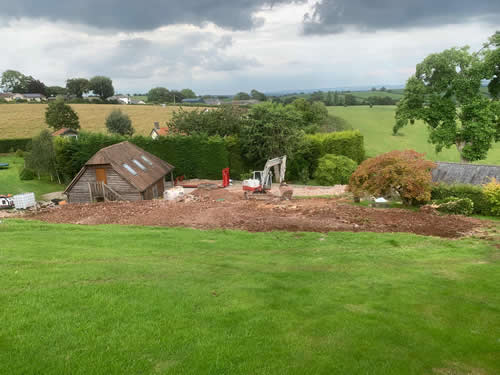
xmin=252 ymin=171 xmax=273 ymax=190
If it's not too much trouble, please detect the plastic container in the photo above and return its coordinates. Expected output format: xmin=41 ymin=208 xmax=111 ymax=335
xmin=165 ymin=187 xmax=185 ymax=201
xmin=13 ymin=193 xmax=36 ymax=209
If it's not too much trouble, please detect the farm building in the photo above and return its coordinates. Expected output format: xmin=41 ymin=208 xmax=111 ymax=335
xmin=52 ymin=128 xmax=79 ymax=138
xmin=432 ymin=162 xmax=500 ymax=185
xmin=64 ymin=141 xmax=174 ymax=203
xmin=150 ymin=122 xmax=171 ymax=139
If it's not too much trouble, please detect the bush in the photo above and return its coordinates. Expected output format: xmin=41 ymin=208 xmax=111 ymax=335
xmin=307 ymin=130 xmax=365 ymax=164
xmin=15 ymin=149 xmax=24 ymax=158
xmin=106 ymin=109 xmax=134 ymax=136
xmin=436 ymin=197 xmax=474 ymax=216
xmin=314 ymin=154 xmax=357 ymax=185
xmin=0 ymin=138 xmax=32 ymax=153
xmin=431 ymin=183 xmax=490 ymax=215
xmin=349 ymin=150 xmax=436 ymax=206
xmin=19 ymin=167 xmax=35 ymax=180
xmin=483 ymin=178 xmax=500 ymax=216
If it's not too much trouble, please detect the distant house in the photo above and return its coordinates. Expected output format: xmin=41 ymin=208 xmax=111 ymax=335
xmin=22 ymin=93 xmax=47 ymax=102
xmin=432 ymin=162 xmax=500 ymax=185
xmin=64 ymin=141 xmax=174 ymax=203
xmin=130 ymin=99 xmax=146 ymax=105
xmin=150 ymin=123 xmax=170 ymax=139
xmin=108 ymin=95 xmax=130 ymax=104
xmin=182 ymin=98 xmax=204 ymax=104
xmin=52 ymin=128 xmax=79 ymax=139
xmin=0 ymin=92 xmax=14 ymax=101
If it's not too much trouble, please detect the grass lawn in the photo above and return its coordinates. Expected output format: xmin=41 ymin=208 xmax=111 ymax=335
xmin=1 ymin=220 xmax=498 ymax=374
xmin=328 ymin=106 xmax=500 ymax=165
xmin=0 ymin=104 xmax=203 ymax=139
xmin=0 ymin=154 xmax=63 ymax=198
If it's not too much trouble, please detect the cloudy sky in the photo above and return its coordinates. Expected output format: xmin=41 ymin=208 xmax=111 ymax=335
xmin=0 ymin=0 xmax=498 ymax=95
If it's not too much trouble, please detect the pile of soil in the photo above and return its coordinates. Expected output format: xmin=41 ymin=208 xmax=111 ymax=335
xmin=27 ymin=197 xmax=483 ymax=238
xmin=190 ymin=188 xmax=242 ymax=202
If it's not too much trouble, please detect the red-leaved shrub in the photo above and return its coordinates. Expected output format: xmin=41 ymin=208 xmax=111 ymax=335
xmin=348 ymin=150 xmax=436 ymax=205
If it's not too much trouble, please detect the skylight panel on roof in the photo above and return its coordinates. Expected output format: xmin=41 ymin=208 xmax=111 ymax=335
xmin=141 ymin=155 xmax=153 ymax=166
xmin=132 ymin=159 xmax=146 ymax=171
xmin=123 ymin=163 xmax=137 ymax=176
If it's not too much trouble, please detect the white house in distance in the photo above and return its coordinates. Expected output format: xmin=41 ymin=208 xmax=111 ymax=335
xmin=107 ymin=95 xmax=146 ymax=105
xmin=0 ymin=93 xmax=46 ymax=102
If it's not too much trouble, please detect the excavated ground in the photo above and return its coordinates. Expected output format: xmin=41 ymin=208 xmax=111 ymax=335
xmin=25 ymin=189 xmax=484 ymax=238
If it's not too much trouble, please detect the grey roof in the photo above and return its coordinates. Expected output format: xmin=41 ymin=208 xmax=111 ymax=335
xmin=23 ymin=93 xmax=46 ymax=98
xmin=432 ymin=162 xmax=500 ymax=185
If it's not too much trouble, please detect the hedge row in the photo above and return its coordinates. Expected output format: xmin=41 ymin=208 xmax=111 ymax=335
xmin=133 ymin=135 xmax=228 ymax=180
xmin=0 ymin=138 xmax=32 ymax=153
xmin=54 ymin=132 xmax=229 ymax=182
xmin=308 ymin=130 xmax=365 ymax=163
xmin=431 ymin=183 xmax=491 ymax=215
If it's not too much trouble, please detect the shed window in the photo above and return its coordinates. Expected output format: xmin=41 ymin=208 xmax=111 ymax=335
xmin=141 ymin=155 xmax=153 ymax=166
xmin=132 ymin=159 xmax=146 ymax=171
xmin=123 ymin=163 xmax=137 ymax=175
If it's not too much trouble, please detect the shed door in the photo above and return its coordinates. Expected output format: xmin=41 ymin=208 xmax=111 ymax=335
xmin=96 ymin=168 xmax=107 ymax=184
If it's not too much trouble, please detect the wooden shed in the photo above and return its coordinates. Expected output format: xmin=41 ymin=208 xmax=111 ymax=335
xmin=64 ymin=141 xmax=174 ymax=203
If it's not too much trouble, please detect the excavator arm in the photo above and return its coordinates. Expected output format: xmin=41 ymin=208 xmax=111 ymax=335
xmin=261 ymin=156 xmax=287 ymax=185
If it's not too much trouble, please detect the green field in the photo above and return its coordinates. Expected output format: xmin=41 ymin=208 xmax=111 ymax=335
xmin=0 ymin=154 xmax=63 ymax=198
xmin=329 ymin=106 xmax=500 ymax=165
xmin=0 ymin=220 xmax=498 ymax=374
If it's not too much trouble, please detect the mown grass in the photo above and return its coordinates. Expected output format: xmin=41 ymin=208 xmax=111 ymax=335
xmin=0 ymin=154 xmax=63 ymax=198
xmin=1 ymin=220 xmax=499 ymax=375
xmin=328 ymin=106 xmax=500 ymax=164
xmin=0 ymin=103 xmax=202 ymax=139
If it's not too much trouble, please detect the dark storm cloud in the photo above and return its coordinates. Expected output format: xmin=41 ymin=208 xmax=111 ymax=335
xmin=303 ymin=0 xmax=500 ymax=34
xmin=0 ymin=0 xmax=303 ymax=31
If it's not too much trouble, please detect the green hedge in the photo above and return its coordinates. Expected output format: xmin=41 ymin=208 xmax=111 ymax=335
xmin=307 ymin=130 xmax=365 ymax=163
xmin=224 ymin=136 xmax=247 ymax=178
xmin=431 ymin=183 xmax=491 ymax=215
xmin=133 ymin=135 xmax=228 ymax=180
xmin=55 ymin=132 xmax=230 ymax=182
xmin=0 ymin=138 xmax=32 ymax=153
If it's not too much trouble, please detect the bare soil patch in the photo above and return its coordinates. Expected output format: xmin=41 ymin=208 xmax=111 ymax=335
xmin=26 ymin=191 xmax=482 ymax=238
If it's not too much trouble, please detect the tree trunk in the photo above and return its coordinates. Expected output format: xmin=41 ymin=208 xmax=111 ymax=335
xmin=455 ymin=141 xmax=471 ymax=163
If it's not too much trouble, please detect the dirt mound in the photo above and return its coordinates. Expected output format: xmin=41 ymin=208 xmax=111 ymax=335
xmin=26 ymin=197 xmax=484 ymax=238
xmin=190 ymin=188 xmax=242 ymax=202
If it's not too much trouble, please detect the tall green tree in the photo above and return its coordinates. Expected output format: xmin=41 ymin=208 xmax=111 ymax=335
xmin=25 ymin=130 xmax=60 ymax=182
xmin=105 ymin=109 xmax=134 ymax=136
xmin=1 ymin=70 xmax=30 ymax=93
xmin=66 ymin=78 xmax=90 ymax=98
xmin=180 ymin=88 xmax=196 ymax=99
xmin=234 ymin=92 xmax=251 ymax=100
xmin=46 ymin=86 xmax=67 ymax=97
xmin=26 ymin=79 xmax=47 ymax=96
xmin=89 ymin=76 xmax=114 ymax=100
xmin=250 ymin=89 xmax=267 ymax=101
xmin=240 ymin=102 xmax=303 ymax=166
xmin=45 ymin=100 xmax=80 ymax=131
xmin=394 ymin=32 xmax=500 ymax=162
xmin=147 ymin=87 xmax=170 ymax=103
xmin=169 ymin=105 xmax=245 ymax=136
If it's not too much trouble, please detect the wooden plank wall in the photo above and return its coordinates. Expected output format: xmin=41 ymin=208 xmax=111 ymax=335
xmin=67 ymin=165 xmax=142 ymax=203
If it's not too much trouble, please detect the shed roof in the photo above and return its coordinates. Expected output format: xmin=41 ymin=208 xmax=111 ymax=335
xmin=65 ymin=141 xmax=174 ymax=193
xmin=432 ymin=162 xmax=500 ymax=185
